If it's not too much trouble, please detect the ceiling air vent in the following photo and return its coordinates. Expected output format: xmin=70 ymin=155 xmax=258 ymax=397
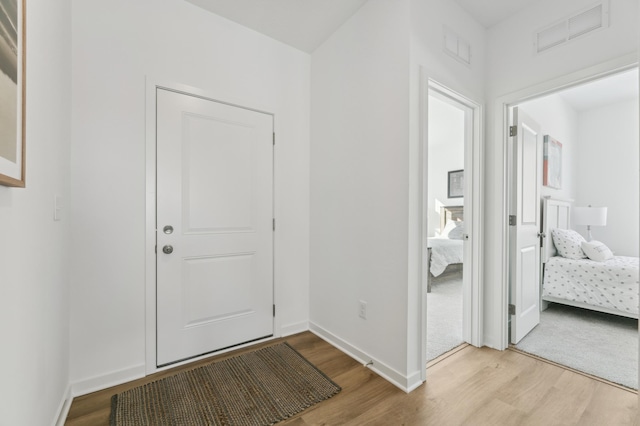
xmin=534 ymin=2 xmax=609 ymax=54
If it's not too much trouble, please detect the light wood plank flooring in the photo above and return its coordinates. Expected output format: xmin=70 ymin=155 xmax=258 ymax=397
xmin=66 ymin=332 xmax=639 ymax=425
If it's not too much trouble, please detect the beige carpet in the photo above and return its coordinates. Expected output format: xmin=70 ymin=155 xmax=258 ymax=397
xmin=110 ymin=342 xmax=341 ymax=425
xmin=427 ymin=273 xmax=463 ymax=361
xmin=515 ymin=303 xmax=638 ymax=389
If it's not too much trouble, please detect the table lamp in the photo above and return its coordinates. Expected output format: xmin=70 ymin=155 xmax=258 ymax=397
xmin=572 ymin=205 xmax=607 ymax=241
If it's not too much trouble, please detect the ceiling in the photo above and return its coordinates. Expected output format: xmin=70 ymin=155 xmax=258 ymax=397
xmin=185 ymin=0 xmax=368 ymax=53
xmin=453 ymin=0 xmax=543 ymax=28
xmin=557 ymin=68 xmax=639 ymax=112
xmin=184 ymin=0 xmax=638 ymax=111
xmin=184 ymin=0 xmax=544 ymax=54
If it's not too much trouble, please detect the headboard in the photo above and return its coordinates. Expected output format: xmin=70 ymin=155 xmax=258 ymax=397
xmin=440 ymin=205 xmax=464 ymax=232
xmin=542 ymin=197 xmax=571 ymax=262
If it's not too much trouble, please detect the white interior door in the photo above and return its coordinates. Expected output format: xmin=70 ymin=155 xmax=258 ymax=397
xmin=156 ymin=88 xmax=274 ymax=366
xmin=510 ymin=107 xmax=542 ymax=344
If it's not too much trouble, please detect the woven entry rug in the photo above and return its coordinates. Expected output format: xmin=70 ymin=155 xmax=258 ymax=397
xmin=110 ymin=342 xmax=341 ymax=426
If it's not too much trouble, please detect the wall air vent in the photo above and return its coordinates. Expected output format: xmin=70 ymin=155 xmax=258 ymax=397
xmin=534 ymin=2 xmax=609 ymax=54
xmin=443 ymin=26 xmax=471 ymax=66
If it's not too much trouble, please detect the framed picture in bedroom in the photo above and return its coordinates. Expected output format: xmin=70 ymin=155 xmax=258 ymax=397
xmin=448 ymin=169 xmax=464 ymax=198
xmin=543 ymin=135 xmax=562 ymax=189
xmin=0 ymin=0 xmax=26 ymax=187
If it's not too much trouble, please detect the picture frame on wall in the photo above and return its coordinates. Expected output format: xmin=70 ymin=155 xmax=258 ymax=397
xmin=448 ymin=169 xmax=464 ymax=198
xmin=543 ymin=135 xmax=562 ymax=189
xmin=0 ymin=0 xmax=26 ymax=187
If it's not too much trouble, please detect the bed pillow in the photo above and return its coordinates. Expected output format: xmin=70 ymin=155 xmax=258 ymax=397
xmin=441 ymin=220 xmax=464 ymax=239
xmin=447 ymin=221 xmax=465 ymax=240
xmin=581 ymin=240 xmax=614 ymax=262
xmin=440 ymin=220 xmax=457 ymax=238
xmin=551 ymin=228 xmax=587 ymax=259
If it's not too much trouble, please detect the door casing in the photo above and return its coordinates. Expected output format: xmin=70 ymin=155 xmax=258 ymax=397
xmin=418 ymin=69 xmax=485 ymax=383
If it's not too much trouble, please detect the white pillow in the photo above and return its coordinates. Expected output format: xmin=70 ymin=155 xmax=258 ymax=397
xmin=441 ymin=220 xmax=464 ymax=239
xmin=551 ymin=228 xmax=587 ymax=259
xmin=440 ymin=220 xmax=457 ymax=238
xmin=581 ymin=240 xmax=614 ymax=262
xmin=447 ymin=221 xmax=465 ymax=240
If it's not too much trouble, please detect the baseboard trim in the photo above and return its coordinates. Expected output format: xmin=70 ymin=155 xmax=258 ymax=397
xmin=309 ymin=322 xmax=422 ymax=393
xmin=71 ymin=363 xmax=146 ymax=397
xmin=53 ymin=384 xmax=73 ymax=426
xmin=280 ymin=320 xmax=309 ymax=337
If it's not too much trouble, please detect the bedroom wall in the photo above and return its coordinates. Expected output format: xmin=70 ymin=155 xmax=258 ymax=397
xmin=517 ymin=94 xmax=579 ymax=203
xmin=310 ymin=0 xmax=414 ymax=388
xmin=70 ymin=0 xmax=310 ymax=394
xmin=427 ymin=94 xmax=465 ymax=237
xmin=0 ymin=0 xmax=72 ymax=424
xmin=484 ymin=0 xmax=639 ymax=349
xmin=575 ymin=98 xmax=639 ymax=256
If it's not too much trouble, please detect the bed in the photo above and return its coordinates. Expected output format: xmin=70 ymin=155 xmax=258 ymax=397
xmin=427 ymin=205 xmax=464 ymax=292
xmin=541 ymin=198 xmax=639 ymax=319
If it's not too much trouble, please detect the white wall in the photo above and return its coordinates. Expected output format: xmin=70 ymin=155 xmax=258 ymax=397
xmin=310 ymin=0 xmax=414 ymax=386
xmin=518 ymin=94 xmax=579 ymax=202
xmin=484 ymin=0 xmax=639 ymax=349
xmin=427 ymin=95 xmax=465 ymax=237
xmin=308 ymin=0 xmax=486 ymax=389
xmin=410 ymin=0 xmax=486 ymax=98
xmin=0 ymin=0 xmax=72 ymax=423
xmin=70 ymin=0 xmax=310 ymax=392
xmin=408 ymin=0 xmax=486 ymax=371
xmin=575 ymin=99 xmax=639 ymax=256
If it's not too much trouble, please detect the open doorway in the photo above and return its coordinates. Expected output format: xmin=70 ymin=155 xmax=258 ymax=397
xmin=506 ymin=66 xmax=639 ymax=389
xmin=426 ymin=89 xmax=468 ymax=361
xmin=423 ymin=79 xmax=483 ymax=369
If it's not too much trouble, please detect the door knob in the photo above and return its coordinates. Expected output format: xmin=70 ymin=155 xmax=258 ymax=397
xmin=162 ymin=245 xmax=174 ymax=254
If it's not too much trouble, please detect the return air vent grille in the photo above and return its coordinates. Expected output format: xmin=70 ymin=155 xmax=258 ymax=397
xmin=568 ymin=4 xmax=603 ymax=39
xmin=534 ymin=2 xmax=608 ymax=54
xmin=443 ymin=26 xmax=471 ymax=66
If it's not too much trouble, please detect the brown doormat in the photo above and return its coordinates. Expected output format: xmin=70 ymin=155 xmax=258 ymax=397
xmin=110 ymin=342 xmax=341 ymax=425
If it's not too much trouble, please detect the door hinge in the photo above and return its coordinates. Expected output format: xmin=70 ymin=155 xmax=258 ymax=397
xmin=509 ymin=304 xmax=516 ymax=315
xmin=509 ymin=125 xmax=517 ymax=137
xmin=273 ymin=304 xmax=276 ymax=317
xmin=273 ymin=218 xmax=276 ymax=231
xmin=273 ymin=132 xmax=275 ymax=146
xmin=155 ymin=245 xmax=157 ymax=254
xmin=509 ymin=215 xmax=516 ymax=226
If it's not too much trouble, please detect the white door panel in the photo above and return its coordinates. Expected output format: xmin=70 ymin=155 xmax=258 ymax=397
xmin=156 ymin=89 xmax=273 ymax=366
xmin=510 ymin=108 xmax=542 ymax=344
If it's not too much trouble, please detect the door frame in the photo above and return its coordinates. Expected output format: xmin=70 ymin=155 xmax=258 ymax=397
xmin=497 ymin=54 xmax=639 ymax=349
xmin=144 ymin=78 xmax=278 ymax=375
xmin=419 ymin=70 xmax=484 ymax=381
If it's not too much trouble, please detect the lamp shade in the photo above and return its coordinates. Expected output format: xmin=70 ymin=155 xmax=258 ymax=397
xmin=572 ymin=206 xmax=607 ymax=227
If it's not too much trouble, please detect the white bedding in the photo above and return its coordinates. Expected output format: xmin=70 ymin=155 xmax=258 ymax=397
xmin=542 ymin=255 xmax=639 ymax=316
xmin=428 ymin=238 xmax=463 ymax=277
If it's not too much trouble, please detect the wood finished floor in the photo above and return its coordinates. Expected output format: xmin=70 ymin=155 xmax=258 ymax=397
xmin=66 ymin=331 xmax=639 ymax=425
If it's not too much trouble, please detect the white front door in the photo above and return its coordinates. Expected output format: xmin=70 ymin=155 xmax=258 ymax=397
xmin=156 ymin=88 xmax=274 ymax=366
xmin=510 ymin=107 xmax=542 ymax=344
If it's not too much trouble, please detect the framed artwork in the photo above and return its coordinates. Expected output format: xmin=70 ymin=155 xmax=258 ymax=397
xmin=543 ymin=135 xmax=562 ymax=189
xmin=0 ymin=0 xmax=26 ymax=187
xmin=448 ymin=169 xmax=464 ymax=198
